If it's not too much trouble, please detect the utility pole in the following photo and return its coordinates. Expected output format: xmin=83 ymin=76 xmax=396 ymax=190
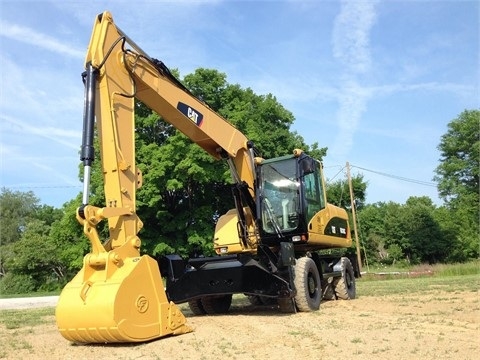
xmin=346 ymin=162 xmax=362 ymax=273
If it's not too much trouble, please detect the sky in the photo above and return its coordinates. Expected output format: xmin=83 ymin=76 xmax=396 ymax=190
xmin=0 ymin=0 xmax=479 ymax=209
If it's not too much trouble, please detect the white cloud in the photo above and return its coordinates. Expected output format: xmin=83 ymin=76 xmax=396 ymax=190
xmin=330 ymin=0 xmax=379 ymax=161
xmin=332 ymin=0 xmax=378 ymax=75
xmin=2 ymin=115 xmax=80 ymax=150
xmin=0 ymin=21 xmax=84 ymax=59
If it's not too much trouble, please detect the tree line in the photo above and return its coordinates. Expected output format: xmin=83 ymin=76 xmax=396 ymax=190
xmin=0 ymin=68 xmax=478 ymax=294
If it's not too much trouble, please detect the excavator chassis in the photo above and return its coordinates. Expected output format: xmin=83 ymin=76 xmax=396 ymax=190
xmin=162 ymin=242 xmax=297 ymax=312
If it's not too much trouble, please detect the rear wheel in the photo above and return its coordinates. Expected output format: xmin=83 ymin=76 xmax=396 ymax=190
xmin=188 ymin=298 xmax=207 ymax=315
xmin=201 ymin=294 xmax=232 ymax=314
xmin=294 ymin=257 xmax=321 ymax=311
xmin=247 ymin=295 xmax=263 ymax=306
xmin=334 ymin=257 xmax=356 ymax=300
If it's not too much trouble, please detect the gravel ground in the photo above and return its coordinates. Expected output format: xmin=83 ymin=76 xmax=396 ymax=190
xmin=0 ymin=290 xmax=479 ymax=360
xmin=0 ymin=296 xmax=58 ymax=310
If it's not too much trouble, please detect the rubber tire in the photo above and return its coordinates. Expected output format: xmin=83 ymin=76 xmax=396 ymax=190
xmin=201 ymin=294 xmax=232 ymax=314
xmin=294 ymin=257 xmax=321 ymax=312
xmin=247 ymin=295 xmax=263 ymax=306
xmin=334 ymin=257 xmax=356 ymax=300
xmin=188 ymin=298 xmax=207 ymax=315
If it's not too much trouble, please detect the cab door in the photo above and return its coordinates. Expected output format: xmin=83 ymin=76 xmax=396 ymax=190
xmin=302 ymin=160 xmax=325 ymax=223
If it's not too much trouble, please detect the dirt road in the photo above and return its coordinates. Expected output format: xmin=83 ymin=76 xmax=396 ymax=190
xmin=1 ymin=289 xmax=478 ymax=360
xmin=0 ymin=296 xmax=58 ymax=310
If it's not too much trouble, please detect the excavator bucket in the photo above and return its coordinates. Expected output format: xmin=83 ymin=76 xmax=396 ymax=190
xmin=56 ymin=254 xmax=192 ymax=343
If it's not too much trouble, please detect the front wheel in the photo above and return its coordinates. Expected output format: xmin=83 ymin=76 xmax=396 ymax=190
xmin=294 ymin=257 xmax=321 ymax=311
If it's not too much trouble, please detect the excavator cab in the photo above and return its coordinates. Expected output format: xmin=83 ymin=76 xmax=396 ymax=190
xmin=258 ymin=150 xmax=350 ymax=249
xmin=259 ymin=152 xmax=317 ymax=238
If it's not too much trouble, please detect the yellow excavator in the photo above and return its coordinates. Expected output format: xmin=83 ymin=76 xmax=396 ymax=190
xmin=56 ymin=11 xmax=359 ymax=344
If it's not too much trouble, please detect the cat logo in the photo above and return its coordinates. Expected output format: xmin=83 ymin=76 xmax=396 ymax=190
xmin=177 ymin=102 xmax=204 ymax=126
xmin=188 ymin=107 xmax=199 ymax=123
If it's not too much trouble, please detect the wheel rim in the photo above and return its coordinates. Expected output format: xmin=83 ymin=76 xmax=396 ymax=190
xmin=346 ymin=271 xmax=352 ymax=288
xmin=308 ymin=273 xmax=318 ymax=297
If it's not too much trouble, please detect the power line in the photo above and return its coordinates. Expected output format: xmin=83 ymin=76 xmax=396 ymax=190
xmin=1 ymin=184 xmax=82 ymax=190
xmin=326 ymin=165 xmax=346 ymax=183
xmin=2 ymin=164 xmax=437 ymax=191
xmin=350 ymin=164 xmax=438 ymax=188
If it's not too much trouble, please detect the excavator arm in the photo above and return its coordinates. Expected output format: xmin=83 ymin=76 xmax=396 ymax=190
xmin=56 ymin=11 xmax=256 ymax=344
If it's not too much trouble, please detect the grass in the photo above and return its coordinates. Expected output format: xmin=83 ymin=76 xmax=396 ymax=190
xmin=365 ymin=260 xmax=479 ymax=277
xmin=431 ymin=261 xmax=479 ymax=276
xmin=356 ymin=261 xmax=479 ymax=297
xmin=357 ymin=273 xmax=479 ymax=297
xmin=0 ymin=307 xmax=55 ymax=329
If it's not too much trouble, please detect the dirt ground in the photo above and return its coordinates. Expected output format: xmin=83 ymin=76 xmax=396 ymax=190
xmin=1 ymin=289 xmax=479 ymax=360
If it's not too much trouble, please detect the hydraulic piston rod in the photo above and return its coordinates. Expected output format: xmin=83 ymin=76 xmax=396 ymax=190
xmin=80 ymin=63 xmax=98 ymax=206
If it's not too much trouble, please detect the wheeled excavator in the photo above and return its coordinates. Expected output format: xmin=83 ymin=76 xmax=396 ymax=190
xmin=55 ymin=11 xmax=359 ymax=344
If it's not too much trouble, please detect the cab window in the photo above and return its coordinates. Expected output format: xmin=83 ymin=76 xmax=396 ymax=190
xmin=303 ymin=161 xmax=325 ymax=220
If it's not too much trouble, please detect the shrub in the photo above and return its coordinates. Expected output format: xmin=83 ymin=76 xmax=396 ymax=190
xmin=0 ymin=273 xmax=36 ymax=295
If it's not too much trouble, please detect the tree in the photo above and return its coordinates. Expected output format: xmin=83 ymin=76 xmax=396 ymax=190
xmin=434 ymin=109 xmax=479 ymax=260
xmin=358 ymin=197 xmax=452 ymax=265
xmin=5 ymin=219 xmax=63 ymax=291
xmin=434 ymin=109 xmax=479 ymax=202
xmin=49 ymin=198 xmax=90 ymax=279
xmin=403 ymin=197 xmax=448 ymax=264
xmin=326 ymin=173 xmax=367 ymax=209
xmin=0 ymin=188 xmax=39 ymax=245
xmin=0 ymin=189 xmax=67 ymax=293
xmin=357 ymin=202 xmax=388 ymax=263
xmin=0 ymin=188 xmax=40 ymax=278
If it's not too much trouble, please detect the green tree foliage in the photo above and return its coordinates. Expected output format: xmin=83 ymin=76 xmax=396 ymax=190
xmin=356 ymin=202 xmax=388 ymax=263
xmin=2 ymin=82 xmax=477 ymax=294
xmin=402 ymin=197 xmax=448 ymax=264
xmin=358 ymin=197 xmax=452 ymax=266
xmin=49 ymin=198 xmax=90 ymax=279
xmin=434 ymin=109 xmax=479 ymax=260
xmin=0 ymin=188 xmax=64 ymax=293
xmin=326 ymin=173 xmax=367 ymax=209
xmin=4 ymin=219 xmax=63 ymax=291
xmin=0 ymin=188 xmax=39 ymax=246
xmin=49 ymin=67 xmax=324 ymax=272
xmin=435 ymin=109 xmax=479 ymax=202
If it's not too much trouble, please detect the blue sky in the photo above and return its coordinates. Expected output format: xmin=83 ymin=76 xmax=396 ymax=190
xmin=1 ymin=0 xmax=478 ymax=208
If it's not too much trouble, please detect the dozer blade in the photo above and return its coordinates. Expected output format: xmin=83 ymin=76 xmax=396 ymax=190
xmin=56 ymin=254 xmax=192 ymax=343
